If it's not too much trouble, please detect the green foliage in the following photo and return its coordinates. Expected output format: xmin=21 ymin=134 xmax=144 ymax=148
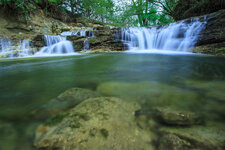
xmin=0 ymin=0 xmax=178 ymax=26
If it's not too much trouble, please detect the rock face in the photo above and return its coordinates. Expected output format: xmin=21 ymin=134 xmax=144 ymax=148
xmin=34 ymin=97 xmax=155 ymax=150
xmin=193 ymin=42 xmax=225 ymax=56
xmin=66 ymin=28 xmax=125 ymax=52
xmin=191 ymin=9 xmax=225 ymax=55
xmin=33 ymin=88 xmax=100 ymax=120
xmin=173 ymin=0 xmax=225 ymax=21
xmin=197 ymin=10 xmax=225 ymax=46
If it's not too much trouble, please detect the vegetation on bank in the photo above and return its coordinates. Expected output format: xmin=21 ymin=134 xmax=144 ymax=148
xmin=0 ymin=0 xmax=225 ymax=27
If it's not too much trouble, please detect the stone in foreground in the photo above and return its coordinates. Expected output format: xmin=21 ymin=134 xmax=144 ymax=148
xmin=152 ymin=107 xmax=203 ymax=126
xmin=34 ymin=97 xmax=155 ymax=150
xmin=159 ymin=122 xmax=225 ymax=150
xmin=33 ymin=88 xmax=100 ymax=120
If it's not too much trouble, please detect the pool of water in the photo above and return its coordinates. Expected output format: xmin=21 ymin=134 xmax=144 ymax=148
xmin=0 ymin=53 xmax=225 ymax=150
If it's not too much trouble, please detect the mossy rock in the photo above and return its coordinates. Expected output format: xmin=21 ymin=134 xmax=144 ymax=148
xmin=33 ymin=88 xmax=100 ymax=120
xmin=158 ymin=134 xmax=187 ymax=150
xmin=159 ymin=121 xmax=225 ymax=150
xmin=34 ymin=97 xmax=155 ymax=150
xmin=151 ymin=107 xmax=203 ymax=126
xmin=193 ymin=42 xmax=225 ymax=56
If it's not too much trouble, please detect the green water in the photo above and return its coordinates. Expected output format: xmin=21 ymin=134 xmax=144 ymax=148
xmin=0 ymin=53 xmax=225 ymax=150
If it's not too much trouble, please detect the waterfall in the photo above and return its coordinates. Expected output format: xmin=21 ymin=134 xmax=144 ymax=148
xmin=84 ymin=38 xmax=90 ymax=52
xmin=35 ymin=35 xmax=75 ymax=56
xmin=61 ymin=29 xmax=95 ymax=37
xmin=119 ymin=18 xmax=206 ymax=52
xmin=0 ymin=38 xmax=34 ymax=58
xmin=61 ymin=29 xmax=95 ymax=51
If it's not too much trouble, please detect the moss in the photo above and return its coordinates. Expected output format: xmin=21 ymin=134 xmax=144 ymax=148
xmin=44 ymin=113 xmax=67 ymax=126
xmin=89 ymin=38 xmax=96 ymax=44
xmin=89 ymin=128 xmax=97 ymax=137
xmin=100 ymin=128 xmax=109 ymax=138
xmin=78 ymin=114 xmax=90 ymax=121
xmin=69 ymin=117 xmax=81 ymax=128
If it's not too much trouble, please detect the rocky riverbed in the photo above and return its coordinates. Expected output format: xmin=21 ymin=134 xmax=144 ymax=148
xmin=32 ymin=83 xmax=225 ymax=150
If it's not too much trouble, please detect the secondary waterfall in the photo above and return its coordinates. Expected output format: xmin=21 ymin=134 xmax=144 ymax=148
xmin=0 ymin=38 xmax=34 ymax=58
xmin=118 ymin=18 xmax=206 ymax=52
xmin=35 ymin=35 xmax=75 ymax=56
xmin=61 ymin=29 xmax=95 ymax=51
xmin=61 ymin=29 xmax=95 ymax=37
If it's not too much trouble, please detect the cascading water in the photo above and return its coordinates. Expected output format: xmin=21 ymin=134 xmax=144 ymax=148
xmin=0 ymin=38 xmax=34 ymax=58
xmin=61 ymin=28 xmax=95 ymax=51
xmin=35 ymin=35 xmax=75 ymax=56
xmin=84 ymin=38 xmax=90 ymax=52
xmin=61 ymin=29 xmax=95 ymax=37
xmin=119 ymin=18 xmax=206 ymax=52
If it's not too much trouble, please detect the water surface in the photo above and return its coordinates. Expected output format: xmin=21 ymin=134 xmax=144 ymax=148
xmin=0 ymin=53 xmax=225 ymax=150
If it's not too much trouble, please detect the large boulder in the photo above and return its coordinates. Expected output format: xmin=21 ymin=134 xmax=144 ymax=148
xmin=33 ymin=88 xmax=100 ymax=120
xmin=173 ymin=0 xmax=225 ymax=21
xmin=31 ymin=34 xmax=45 ymax=50
xmin=34 ymin=97 xmax=155 ymax=150
xmin=158 ymin=121 xmax=225 ymax=150
xmin=67 ymin=36 xmax=85 ymax=52
xmin=193 ymin=42 xmax=225 ymax=56
xmin=196 ymin=10 xmax=225 ymax=46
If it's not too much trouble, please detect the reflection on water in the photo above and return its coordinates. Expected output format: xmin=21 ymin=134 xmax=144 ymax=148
xmin=0 ymin=53 xmax=225 ymax=150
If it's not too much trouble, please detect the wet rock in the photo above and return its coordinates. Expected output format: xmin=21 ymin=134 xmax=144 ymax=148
xmin=173 ymin=0 xmax=225 ymax=21
xmin=159 ymin=121 xmax=225 ymax=150
xmin=33 ymin=88 xmax=100 ymax=120
xmin=89 ymin=36 xmax=111 ymax=46
xmin=158 ymin=134 xmax=187 ymax=150
xmin=96 ymin=26 xmax=111 ymax=31
xmin=34 ymin=97 xmax=155 ymax=150
xmin=152 ymin=107 xmax=203 ymax=126
xmin=31 ymin=35 xmax=45 ymax=50
xmin=195 ymin=10 xmax=225 ymax=54
xmin=67 ymin=36 xmax=86 ymax=52
xmin=193 ymin=42 xmax=225 ymax=56
xmin=93 ymin=30 xmax=112 ymax=36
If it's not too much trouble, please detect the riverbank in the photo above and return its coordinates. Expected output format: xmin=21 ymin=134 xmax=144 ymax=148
xmin=1 ymin=9 xmax=225 ymax=57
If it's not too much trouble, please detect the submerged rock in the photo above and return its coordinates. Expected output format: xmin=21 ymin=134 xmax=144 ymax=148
xmin=151 ymin=107 xmax=203 ymax=126
xmin=34 ymin=97 xmax=155 ymax=150
xmin=33 ymin=88 xmax=100 ymax=120
xmin=158 ymin=121 xmax=225 ymax=150
xmin=158 ymin=134 xmax=186 ymax=150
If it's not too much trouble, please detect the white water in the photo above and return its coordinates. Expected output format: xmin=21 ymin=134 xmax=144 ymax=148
xmin=119 ymin=18 xmax=206 ymax=52
xmin=61 ymin=29 xmax=95 ymax=37
xmin=35 ymin=35 xmax=75 ymax=56
xmin=61 ymin=29 xmax=95 ymax=51
xmin=0 ymin=38 xmax=33 ymax=58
